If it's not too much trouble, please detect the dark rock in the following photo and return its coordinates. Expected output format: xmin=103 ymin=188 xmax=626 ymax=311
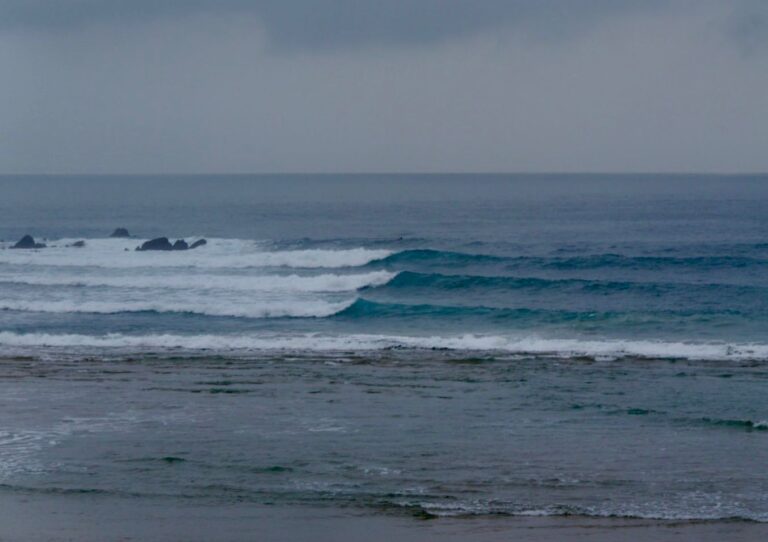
xmin=110 ymin=228 xmax=130 ymax=238
xmin=189 ymin=239 xmax=207 ymax=249
xmin=172 ymin=239 xmax=189 ymax=251
xmin=136 ymin=237 xmax=173 ymax=251
xmin=69 ymin=240 xmax=86 ymax=248
xmin=11 ymin=235 xmax=46 ymax=249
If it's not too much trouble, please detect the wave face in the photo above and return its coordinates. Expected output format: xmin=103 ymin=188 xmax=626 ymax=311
xmin=378 ymin=270 xmax=765 ymax=295
xmin=372 ymin=249 xmax=768 ymax=271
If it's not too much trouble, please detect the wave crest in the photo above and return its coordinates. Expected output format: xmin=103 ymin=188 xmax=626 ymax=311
xmin=370 ymin=249 xmax=768 ymax=271
xmin=0 ymin=299 xmax=355 ymax=319
xmin=0 ymin=271 xmax=394 ymax=293
xmin=0 ymin=239 xmax=392 ymax=269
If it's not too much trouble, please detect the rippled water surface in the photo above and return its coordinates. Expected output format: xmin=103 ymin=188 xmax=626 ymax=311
xmin=0 ymin=174 xmax=767 ymax=520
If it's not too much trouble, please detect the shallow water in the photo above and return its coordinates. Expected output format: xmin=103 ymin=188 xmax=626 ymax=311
xmin=0 ymin=174 xmax=767 ymax=520
xmin=2 ymin=353 xmax=768 ymax=520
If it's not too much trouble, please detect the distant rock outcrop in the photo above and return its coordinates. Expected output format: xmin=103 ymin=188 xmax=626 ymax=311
xmin=136 ymin=237 xmax=207 ymax=251
xmin=11 ymin=235 xmax=46 ymax=249
xmin=69 ymin=240 xmax=86 ymax=248
xmin=136 ymin=237 xmax=173 ymax=251
xmin=110 ymin=228 xmax=131 ymax=238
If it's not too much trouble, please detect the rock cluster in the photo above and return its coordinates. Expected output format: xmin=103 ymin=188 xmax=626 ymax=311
xmin=136 ymin=237 xmax=207 ymax=251
xmin=5 ymin=232 xmax=207 ymax=252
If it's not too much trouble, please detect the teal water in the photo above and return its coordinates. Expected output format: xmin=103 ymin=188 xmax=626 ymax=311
xmin=0 ymin=174 xmax=767 ymax=520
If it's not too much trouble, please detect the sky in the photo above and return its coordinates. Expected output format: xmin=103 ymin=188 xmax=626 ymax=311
xmin=1 ymin=0 xmax=767 ymax=174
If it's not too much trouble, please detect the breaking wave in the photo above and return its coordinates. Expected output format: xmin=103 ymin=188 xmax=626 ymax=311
xmin=1 ymin=332 xmax=767 ymax=361
xmin=0 ymin=238 xmax=392 ymax=269
xmin=0 ymin=270 xmax=394 ymax=292
xmin=0 ymin=299 xmax=355 ymax=319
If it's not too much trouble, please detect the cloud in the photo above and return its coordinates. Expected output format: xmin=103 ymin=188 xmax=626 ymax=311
xmin=0 ymin=0 xmax=669 ymax=50
xmin=0 ymin=0 xmax=766 ymax=173
xmin=724 ymin=0 xmax=768 ymax=54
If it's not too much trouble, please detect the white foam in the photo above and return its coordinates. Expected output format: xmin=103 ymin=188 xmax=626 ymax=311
xmin=1 ymin=332 xmax=766 ymax=361
xmin=0 ymin=238 xmax=392 ymax=269
xmin=0 ymin=430 xmax=50 ymax=477
xmin=0 ymin=411 xmax=194 ymax=479
xmin=0 ymin=298 xmax=355 ymax=319
xmin=0 ymin=270 xmax=395 ymax=293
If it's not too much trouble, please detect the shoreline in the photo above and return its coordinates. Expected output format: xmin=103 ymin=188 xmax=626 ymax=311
xmin=1 ymin=494 xmax=766 ymax=542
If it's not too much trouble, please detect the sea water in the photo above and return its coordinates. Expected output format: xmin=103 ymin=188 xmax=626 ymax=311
xmin=0 ymin=174 xmax=767 ymax=520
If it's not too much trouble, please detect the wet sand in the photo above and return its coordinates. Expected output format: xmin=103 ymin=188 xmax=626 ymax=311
xmin=1 ymin=494 xmax=766 ymax=542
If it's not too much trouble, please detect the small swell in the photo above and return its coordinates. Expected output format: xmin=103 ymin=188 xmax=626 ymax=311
xmin=333 ymin=298 xmax=753 ymax=324
xmin=538 ymin=254 xmax=768 ymax=271
xmin=695 ymin=418 xmax=768 ymax=431
xmin=370 ymin=249 xmax=504 ymax=266
xmin=369 ymin=249 xmax=768 ymax=271
xmin=373 ymin=271 xmax=766 ymax=296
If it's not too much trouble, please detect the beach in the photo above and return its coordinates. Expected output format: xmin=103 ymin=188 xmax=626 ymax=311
xmin=1 ymin=496 xmax=767 ymax=542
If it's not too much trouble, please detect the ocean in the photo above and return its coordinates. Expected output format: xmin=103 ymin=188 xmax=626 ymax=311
xmin=1 ymin=174 xmax=767 ymax=523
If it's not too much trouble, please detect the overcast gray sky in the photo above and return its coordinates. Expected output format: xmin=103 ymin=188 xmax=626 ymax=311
xmin=1 ymin=0 xmax=766 ymax=173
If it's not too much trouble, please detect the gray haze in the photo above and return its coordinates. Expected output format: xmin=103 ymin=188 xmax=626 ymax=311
xmin=1 ymin=0 xmax=767 ymax=173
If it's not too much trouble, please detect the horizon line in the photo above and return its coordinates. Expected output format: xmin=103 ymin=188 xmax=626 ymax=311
xmin=1 ymin=171 xmax=767 ymax=177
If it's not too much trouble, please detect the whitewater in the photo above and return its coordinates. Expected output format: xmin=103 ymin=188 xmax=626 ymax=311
xmin=2 ymin=331 xmax=768 ymax=362
xmin=2 ymin=232 xmax=768 ymax=353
